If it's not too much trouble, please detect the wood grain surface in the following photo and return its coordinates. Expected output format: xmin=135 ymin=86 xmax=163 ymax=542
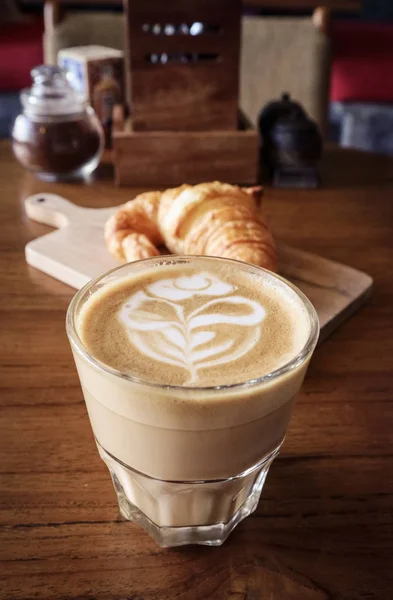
xmin=113 ymin=125 xmax=259 ymax=186
xmin=1 ymin=141 xmax=393 ymax=600
xmin=125 ymin=0 xmax=240 ymax=132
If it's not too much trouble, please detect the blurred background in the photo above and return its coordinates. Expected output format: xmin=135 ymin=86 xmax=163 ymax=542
xmin=1 ymin=0 xmax=393 ymax=156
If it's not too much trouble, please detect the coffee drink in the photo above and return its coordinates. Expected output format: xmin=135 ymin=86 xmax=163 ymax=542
xmin=78 ymin=262 xmax=310 ymax=387
xmin=68 ymin=256 xmax=319 ymax=546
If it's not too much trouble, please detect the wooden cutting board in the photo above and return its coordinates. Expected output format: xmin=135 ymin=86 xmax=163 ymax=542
xmin=24 ymin=192 xmax=373 ymax=341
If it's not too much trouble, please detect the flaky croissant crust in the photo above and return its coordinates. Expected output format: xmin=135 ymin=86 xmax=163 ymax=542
xmin=105 ymin=181 xmax=277 ymax=272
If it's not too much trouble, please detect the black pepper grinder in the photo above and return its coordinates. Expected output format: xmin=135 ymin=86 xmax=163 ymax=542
xmin=258 ymin=93 xmax=323 ymax=188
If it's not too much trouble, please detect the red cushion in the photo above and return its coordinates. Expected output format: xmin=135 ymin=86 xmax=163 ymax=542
xmin=331 ymin=22 xmax=393 ymax=103
xmin=0 ymin=19 xmax=44 ymax=91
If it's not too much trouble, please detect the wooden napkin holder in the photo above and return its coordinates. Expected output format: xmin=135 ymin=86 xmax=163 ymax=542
xmin=113 ymin=0 xmax=258 ymax=186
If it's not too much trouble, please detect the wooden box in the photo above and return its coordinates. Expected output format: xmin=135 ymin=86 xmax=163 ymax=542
xmin=125 ymin=0 xmax=241 ymax=132
xmin=113 ymin=0 xmax=258 ymax=186
xmin=113 ymin=110 xmax=259 ymax=186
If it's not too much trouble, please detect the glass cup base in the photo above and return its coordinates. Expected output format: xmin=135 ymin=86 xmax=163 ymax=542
xmin=98 ymin=443 xmax=280 ymax=547
xmin=34 ymin=156 xmax=101 ymax=182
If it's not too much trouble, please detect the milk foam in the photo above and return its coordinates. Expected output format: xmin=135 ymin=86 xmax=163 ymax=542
xmin=118 ymin=272 xmax=266 ymax=384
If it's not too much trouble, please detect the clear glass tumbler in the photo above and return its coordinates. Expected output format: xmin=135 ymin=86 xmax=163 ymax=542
xmin=66 ymin=256 xmax=319 ymax=547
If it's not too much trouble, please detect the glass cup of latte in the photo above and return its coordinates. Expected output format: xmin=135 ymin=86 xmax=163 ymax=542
xmin=66 ymin=256 xmax=319 ymax=547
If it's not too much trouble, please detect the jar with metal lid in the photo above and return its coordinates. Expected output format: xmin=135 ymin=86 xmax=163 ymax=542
xmin=12 ymin=65 xmax=104 ymax=181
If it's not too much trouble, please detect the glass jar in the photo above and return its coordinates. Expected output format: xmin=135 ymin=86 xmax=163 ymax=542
xmin=12 ymin=66 xmax=104 ymax=181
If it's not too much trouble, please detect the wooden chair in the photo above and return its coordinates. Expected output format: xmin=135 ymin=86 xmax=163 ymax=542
xmin=43 ymin=1 xmax=125 ymax=65
xmin=240 ymin=7 xmax=331 ymax=133
xmin=43 ymin=2 xmax=331 ymax=133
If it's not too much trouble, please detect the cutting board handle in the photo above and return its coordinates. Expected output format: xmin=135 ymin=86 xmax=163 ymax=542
xmin=24 ymin=193 xmax=86 ymax=229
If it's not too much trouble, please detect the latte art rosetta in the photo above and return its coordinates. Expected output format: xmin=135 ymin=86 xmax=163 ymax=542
xmin=118 ymin=273 xmax=266 ymax=383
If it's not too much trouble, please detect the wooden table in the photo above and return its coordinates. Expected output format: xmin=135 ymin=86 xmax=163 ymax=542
xmin=1 ymin=140 xmax=392 ymax=599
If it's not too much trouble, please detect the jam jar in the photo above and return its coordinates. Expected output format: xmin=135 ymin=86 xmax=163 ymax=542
xmin=12 ymin=66 xmax=104 ymax=181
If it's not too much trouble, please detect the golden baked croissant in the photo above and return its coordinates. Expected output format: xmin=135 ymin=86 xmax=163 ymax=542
xmin=105 ymin=182 xmax=277 ymax=271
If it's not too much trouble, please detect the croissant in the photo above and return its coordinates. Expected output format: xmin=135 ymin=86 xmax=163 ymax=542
xmin=105 ymin=182 xmax=277 ymax=272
